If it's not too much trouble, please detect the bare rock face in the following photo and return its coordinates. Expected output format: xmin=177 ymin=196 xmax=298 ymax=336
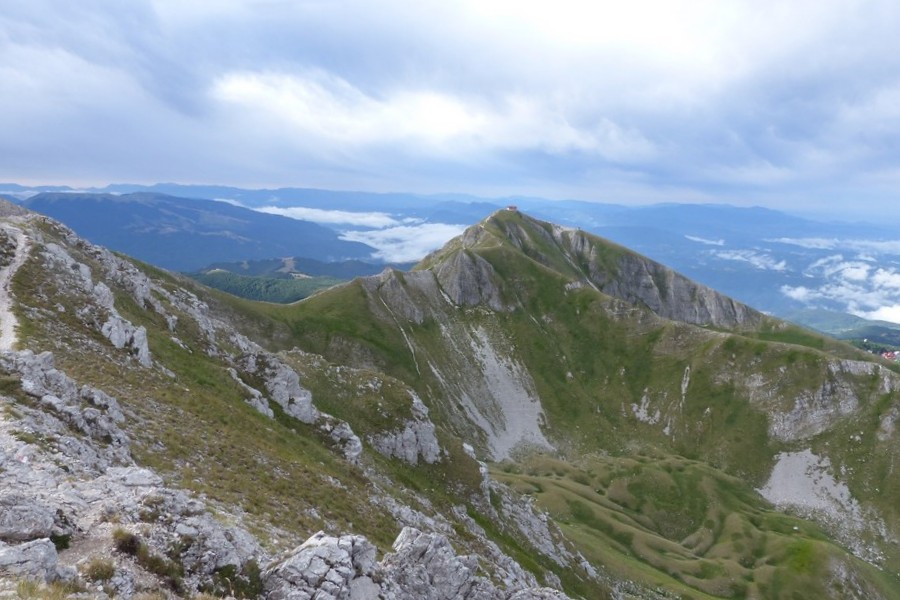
xmin=434 ymin=250 xmax=509 ymax=312
xmin=263 ymin=527 xmax=571 ymax=600
xmin=878 ymin=404 xmax=899 ymax=442
xmin=320 ymin=417 xmax=364 ymax=463
xmin=0 ymin=347 xmax=265 ymax=594
xmin=263 ymin=531 xmax=377 ymax=600
xmin=0 ymin=199 xmax=29 ymax=218
xmin=39 ymin=242 xmax=153 ymax=367
xmin=0 ymin=539 xmax=66 ymax=584
xmin=237 ymin=343 xmax=319 ymax=424
xmin=1 ymin=350 xmax=130 ymax=463
xmin=0 ymin=496 xmax=56 ymax=543
xmin=368 ymin=393 xmax=442 ymax=465
xmin=758 ymin=449 xmax=893 ymax=565
xmin=100 ymin=316 xmax=151 ymax=367
xmin=258 ymin=357 xmax=318 ymax=424
xmin=362 ymin=269 xmax=429 ymax=325
xmin=236 ymin=345 xmax=364 ymax=462
xmin=228 ymin=367 xmax=275 ymax=418
xmin=586 ymin=250 xmax=762 ymax=330
xmin=379 ymin=527 xmax=491 ymax=600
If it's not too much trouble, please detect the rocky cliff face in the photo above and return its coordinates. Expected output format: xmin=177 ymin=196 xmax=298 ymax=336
xmin=486 ymin=213 xmax=764 ymax=330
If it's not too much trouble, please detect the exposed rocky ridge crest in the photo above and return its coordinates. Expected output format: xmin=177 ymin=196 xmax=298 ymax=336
xmin=264 ymin=527 xmax=571 ymax=600
xmin=480 ymin=211 xmax=764 ymax=329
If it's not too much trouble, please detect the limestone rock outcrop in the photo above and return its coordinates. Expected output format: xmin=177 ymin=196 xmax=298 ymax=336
xmin=0 ymin=496 xmax=56 ymax=543
xmin=434 ymin=251 xmax=509 ymax=312
xmin=566 ymin=234 xmax=762 ymax=330
xmin=0 ymin=539 xmax=68 ymax=584
xmin=263 ymin=527 xmax=571 ymax=600
xmin=0 ymin=349 xmax=130 ymax=466
xmin=236 ymin=344 xmax=363 ymax=462
xmin=0 ymin=347 xmax=264 ymax=594
xmin=368 ymin=393 xmax=441 ymax=465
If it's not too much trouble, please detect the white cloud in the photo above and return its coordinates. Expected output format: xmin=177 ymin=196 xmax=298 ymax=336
xmin=781 ymin=256 xmax=900 ymax=324
xmin=772 ymin=238 xmax=900 ymax=255
xmin=255 ymin=206 xmax=401 ymax=228
xmin=839 ymin=263 xmax=871 ymax=282
xmin=857 ymin=304 xmax=900 ymax=324
xmin=771 ymin=238 xmax=839 ymax=250
xmin=6 ymin=0 xmax=900 ymax=218
xmin=872 ymin=268 xmax=900 ymax=290
xmin=685 ymin=235 xmax=724 ymax=246
xmin=803 ymin=256 xmax=875 ymax=281
xmin=211 ymin=70 xmax=657 ymax=162
xmin=781 ymin=285 xmax=814 ymax=302
xmin=341 ymin=223 xmax=466 ymax=262
xmin=714 ymin=250 xmax=786 ymax=271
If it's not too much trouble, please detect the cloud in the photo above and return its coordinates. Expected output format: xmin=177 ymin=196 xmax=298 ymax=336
xmin=872 ymin=268 xmax=900 ymax=290
xmin=781 ymin=285 xmax=814 ymax=302
xmin=340 ymin=223 xmax=466 ymax=262
xmin=714 ymin=250 xmax=787 ymax=271
xmin=857 ymin=304 xmax=900 ymax=324
xmin=5 ymin=1 xmax=900 ymax=218
xmin=773 ymin=238 xmax=900 ymax=254
xmin=685 ymin=235 xmax=724 ymax=246
xmin=780 ymin=255 xmax=900 ymax=324
xmin=211 ymin=70 xmax=657 ymax=162
xmin=770 ymin=238 xmax=839 ymax=250
xmin=255 ymin=206 xmax=401 ymax=228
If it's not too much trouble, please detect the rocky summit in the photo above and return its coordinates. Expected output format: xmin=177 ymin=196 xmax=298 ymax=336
xmin=0 ymin=202 xmax=897 ymax=599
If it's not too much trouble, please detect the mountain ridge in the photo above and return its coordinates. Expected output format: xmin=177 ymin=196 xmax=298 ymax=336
xmin=10 ymin=182 xmax=900 ymax=325
xmin=0 ymin=202 xmax=897 ymax=599
xmin=20 ymin=192 xmax=377 ymax=271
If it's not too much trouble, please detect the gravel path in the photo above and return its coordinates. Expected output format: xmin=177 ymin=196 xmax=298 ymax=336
xmin=0 ymin=223 xmax=31 ymax=351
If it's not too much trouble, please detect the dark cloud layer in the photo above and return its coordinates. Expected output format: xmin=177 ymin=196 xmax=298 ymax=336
xmin=4 ymin=0 xmax=900 ymax=217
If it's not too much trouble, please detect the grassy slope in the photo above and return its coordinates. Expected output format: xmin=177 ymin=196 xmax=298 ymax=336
xmin=219 ymin=212 xmax=900 ymax=598
xmin=10 ymin=224 xmax=401 ymax=553
xmin=187 ymin=270 xmax=345 ymax=304
xmin=16 ymin=213 xmax=898 ymax=598
xmin=9 ymin=219 xmax=604 ymax=595
xmin=494 ymin=454 xmax=899 ymax=600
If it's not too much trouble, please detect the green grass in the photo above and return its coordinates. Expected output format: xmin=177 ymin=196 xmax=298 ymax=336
xmin=81 ymin=558 xmax=115 ymax=582
xmin=9 ymin=211 xmax=900 ymax=600
xmin=14 ymin=580 xmax=85 ymax=600
xmin=187 ymin=214 xmax=900 ymax=594
xmin=11 ymin=240 xmax=401 ymax=554
xmin=493 ymin=453 xmax=900 ymax=600
xmin=188 ymin=271 xmax=345 ymax=304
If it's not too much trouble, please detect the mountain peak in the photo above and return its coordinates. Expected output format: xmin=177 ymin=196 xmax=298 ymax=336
xmin=423 ymin=208 xmax=763 ymax=330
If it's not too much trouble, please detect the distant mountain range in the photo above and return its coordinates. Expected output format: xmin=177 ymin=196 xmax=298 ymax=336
xmin=188 ymin=256 xmax=415 ymax=304
xmin=5 ymin=183 xmax=900 ymax=332
xmin=785 ymin=308 xmax=900 ymax=349
xmin=18 ymin=192 xmax=376 ymax=271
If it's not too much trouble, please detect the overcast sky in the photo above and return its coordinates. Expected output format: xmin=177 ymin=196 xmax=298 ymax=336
xmin=3 ymin=0 xmax=900 ymax=218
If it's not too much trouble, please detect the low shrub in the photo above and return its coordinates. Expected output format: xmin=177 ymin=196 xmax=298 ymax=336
xmin=112 ymin=528 xmax=141 ymax=556
xmin=82 ymin=557 xmax=115 ymax=582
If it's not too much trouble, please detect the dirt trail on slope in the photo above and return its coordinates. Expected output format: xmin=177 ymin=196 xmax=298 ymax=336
xmin=0 ymin=222 xmax=32 ymax=351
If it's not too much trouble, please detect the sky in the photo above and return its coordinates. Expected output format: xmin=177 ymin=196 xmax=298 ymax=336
xmin=3 ymin=0 xmax=900 ymax=219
